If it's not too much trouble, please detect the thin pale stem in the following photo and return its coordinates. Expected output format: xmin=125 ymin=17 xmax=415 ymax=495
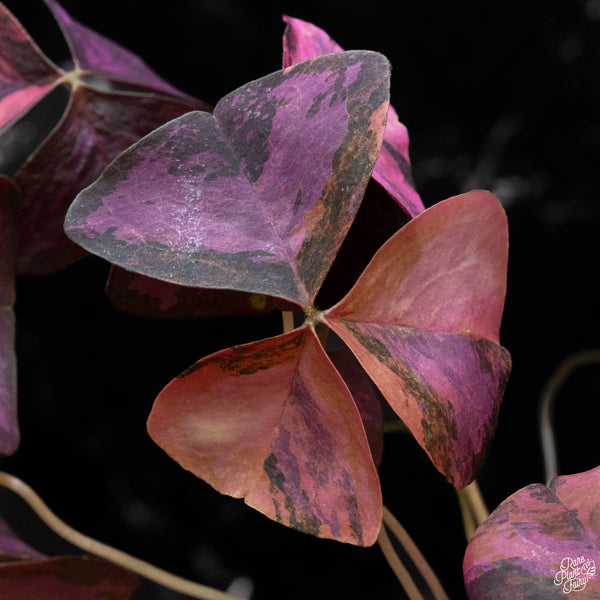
xmin=281 ymin=310 xmax=295 ymax=333
xmin=377 ymin=524 xmax=424 ymax=600
xmin=456 ymin=489 xmax=477 ymax=541
xmin=539 ymin=348 xmax=600 ymax=485
xmin=456 ymin=479 xmax=489 ymax=540
xmin=462 ymin=480 xmax=489 ymax=524
xmin=381 ymin=505 xmax=450 ymax=600
xmin=0 ymin=471 xmax=242 ymax=600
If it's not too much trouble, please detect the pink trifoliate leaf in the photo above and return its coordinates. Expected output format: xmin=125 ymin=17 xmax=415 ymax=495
xmin=282 ymin=15 xmax=424 ymax=217
xmin=0 ymin=176 xmax=20 ymax=455
xmin=43 ymin=0 xmax=191 ymax=100
xmin=324 ymin=191 xmax=511 ymax=488
xmin=147 ymin=328 xmax=382 ymax=546
xmin=0 ymin=3 xmax=62 ymax=133
xmin=16 ymin=85 xmax=203 ymax=273
xmin=65 ymin=51 xmax=391 ymax=306
xmin=464 ymin=465 xmax=600 ymax=599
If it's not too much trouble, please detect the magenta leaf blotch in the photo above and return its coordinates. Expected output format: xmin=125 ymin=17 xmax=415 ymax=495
xmin=464 ymin=465 xmax=600 ymax=599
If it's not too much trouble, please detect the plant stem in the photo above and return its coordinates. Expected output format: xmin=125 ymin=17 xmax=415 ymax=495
xmin=281 ymin=310 xmax=295 ymax=333
xmin=0 ymin=471 xmax=243 ymax=600
xmin=539 ymin=348 xmax=600 ymax=485
xmin=456 ymin=479 xmax=489 ymax=540
xmin=377 ymin=524 xmax=424 ymax=600
xmin=456 ymin=489 xmax=477 ymax=541
xmin=379 ymin=504 xmax=450 ymax=600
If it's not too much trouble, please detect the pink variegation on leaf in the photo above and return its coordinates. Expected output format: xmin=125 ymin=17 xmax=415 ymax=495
xmin=65 ymin=44 xmax=510 ymax=545
xmin=464 ymin=465 xmax=600 ymax=599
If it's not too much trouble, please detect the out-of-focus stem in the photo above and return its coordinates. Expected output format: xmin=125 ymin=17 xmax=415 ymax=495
xmin=0 ymin=471 xmax=242 ymax=600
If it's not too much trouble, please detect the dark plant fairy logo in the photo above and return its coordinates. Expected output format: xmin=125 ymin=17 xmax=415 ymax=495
xmin=554 ymin=556 xmax=596 ymax=593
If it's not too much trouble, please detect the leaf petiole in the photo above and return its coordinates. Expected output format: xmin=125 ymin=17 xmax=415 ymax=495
xmin=0 ymin=471 xmax=243 ymax=600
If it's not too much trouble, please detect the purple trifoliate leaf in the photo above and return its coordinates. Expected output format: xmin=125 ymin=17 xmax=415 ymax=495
xmin=65 ymin=51 xmax=391 ymax=306
xmin=0 ymin=512 xmax=138 ymax=596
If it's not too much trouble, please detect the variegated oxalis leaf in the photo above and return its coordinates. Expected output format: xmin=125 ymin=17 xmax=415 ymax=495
xmin=147 ymin=328 xmax=382 ymax=546
xmin=65 ymin=50 xmax=391 ymax=307
xmin=464 ymin=465 xmax=600 ymax=599
xmin=324 ymin=191 xmax=511 ymax=488
xmin=104 ymin=15 xmax=416 ymax=319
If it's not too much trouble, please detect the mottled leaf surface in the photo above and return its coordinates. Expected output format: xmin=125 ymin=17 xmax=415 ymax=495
xmin=147 ymin=327 xmax=381 ymax=546
xmin=464 ymin=466 xmax=600 ymax=599
xmin=0 ymin=3 xmax=61 ymax=133
xmin=282 ymin=15 xmax=424 ymax=217
xmin=324 ymin=191 xmax=511 ymax=488
xmin=0 ymin=176 xmax=20 ymax=454
xmin=65 ymin=51 xmax=390 ymax=306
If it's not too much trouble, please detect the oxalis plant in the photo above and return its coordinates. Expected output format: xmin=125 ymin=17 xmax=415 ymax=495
xmin=1 ymin=2 xmax=599 ymax=599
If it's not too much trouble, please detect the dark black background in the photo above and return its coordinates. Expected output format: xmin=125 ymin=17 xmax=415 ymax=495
xmin=1 ymin=1 xmax=600 ymax=598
